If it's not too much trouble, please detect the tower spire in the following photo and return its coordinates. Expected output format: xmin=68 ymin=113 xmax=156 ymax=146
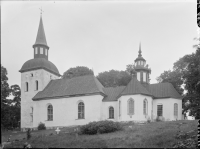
xmin=33 ymin=14 xmax=49 ymax=60
xmin=138 ymin=42 xmax=142 ymax=57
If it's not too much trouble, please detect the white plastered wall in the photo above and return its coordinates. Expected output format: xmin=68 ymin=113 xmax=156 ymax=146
xmin=153 ymin=98 xmax=182 ymax=121
xmin=21 ymin=69 xmax=59 ymax=129
xmin=101 ymin=101 xmax=118 ymax=121
xmin=118 ymin=94 xmax=153 ymax=122
xmin=33 ymin=95 xmax=104 ymax=128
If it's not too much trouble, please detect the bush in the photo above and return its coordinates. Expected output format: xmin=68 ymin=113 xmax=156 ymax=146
xmin=80 ymin=120 xmax=122 ymax=135
xmin=37 ymin=122 xmax=46 ymax=130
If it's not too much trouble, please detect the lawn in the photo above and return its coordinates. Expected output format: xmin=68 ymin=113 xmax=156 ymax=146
xmin=2 ymin=120 xmax=198 ymax=148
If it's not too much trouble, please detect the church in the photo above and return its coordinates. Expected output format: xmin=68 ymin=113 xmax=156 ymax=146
xmin=19 ymin=16 xmax=182 ymax=130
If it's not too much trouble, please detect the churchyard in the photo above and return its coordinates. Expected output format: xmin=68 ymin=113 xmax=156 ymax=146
xmin=2 ymin=120 xmax=198 ymax=148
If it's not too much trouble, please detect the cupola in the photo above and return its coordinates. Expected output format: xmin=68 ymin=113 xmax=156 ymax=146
xmin=32 ymin=16 xmax=49 ymax=60
xmin=134 ymin=43 xmax=151 ymax=85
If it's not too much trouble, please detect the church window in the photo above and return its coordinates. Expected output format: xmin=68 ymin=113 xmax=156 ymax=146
xmin=174 ymin=103 xmax=178 ymax=116
xmin=30 ymin=107 xmax=33 ymax=122
xmin=143 ymin=99 xmax=148 ymax=115
xmin=35 ymin=80 xmax=38 ymax=91
xmin=141 ymin=61 xmax=143 ymax=65
xmin=40 ymin=47 xmax=43 ymax=54
xmin=78 ymin=102 xmax=84 ymax=119
xmin=157 ymin=105 xmax=163 ymax=116
xmin=45 ymin=49 xmax=47 ymax=56
xmin=143 ymin=72 xmax=146 ymax=82
xmin=128 ymin=98 xmax=134 ymax=115
xmin=47 ymin=105 xmax=53 ymax=121
xmin=109 ymin=107 xmax=114 ymax=119
xmin=25 ymin=82 xmax=28 ymax=92
xmin=30 ymin=73 xmax=33 ymax=77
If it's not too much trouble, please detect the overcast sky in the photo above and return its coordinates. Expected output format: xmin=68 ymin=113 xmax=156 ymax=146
xmin=2 ymin=0 xmax=197 ymax=88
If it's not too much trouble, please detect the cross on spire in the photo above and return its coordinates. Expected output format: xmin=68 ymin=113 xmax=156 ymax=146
xmin=39 ymin=7 xmax=44 ymax=16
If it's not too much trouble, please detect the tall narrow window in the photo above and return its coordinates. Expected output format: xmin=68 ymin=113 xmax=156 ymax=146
xmin=45 ymin=49 xmax=47 ymax=55
xmin=40 ymin=47 xmax=43 ymax=54
xmin=35 ymin=80 xmax=38 ymax=91
xmin=174 ymin=103 xmax=178 ymax=116
xmin=128 ymin=98 xmax=134 ymax=115
xmin=35 ymin=47 xmax=38 ymax=54
xmin=78 ymin=102 xmax=84 ymax=119
xmin=47 ymin=105 xmax=53 ymax=121
xmin=143 ymin=99 xmax=148 ymax=115
xmin=109 ymin=107 xmax=114 ymax=119
xmin=157 ymin=105 xmax=163 ymax=116
xmin=25 ymin=82 xmax=28 ymax=92
xmin=137 ymin=72 xmax=140 ymax=81
xmin=119 ymin=101 xmax=121 ymax=116
xmin=143 ymin=72 xmax=146 ymax=82
xmin=30 ymin=107 xmax=33 ymax=122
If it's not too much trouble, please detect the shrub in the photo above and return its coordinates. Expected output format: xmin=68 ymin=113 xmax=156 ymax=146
xmin=26 ymin=128 xmax=31 ymax=140
xmin=80 ymin=120 xmax=122 ymax=135
xmin=37 ymin=122 xmax=46 ymax=130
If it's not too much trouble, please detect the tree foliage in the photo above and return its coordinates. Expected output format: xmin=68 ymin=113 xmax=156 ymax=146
xmin=62 ymin=66 xmax=94 ymax=79
xmin=1 ymin=65 xmax=21 ymax=129
xmin=157 ymin=46 xmax=200 ymax=119
xmin=97 ymin=70 xmax=131 ymax=87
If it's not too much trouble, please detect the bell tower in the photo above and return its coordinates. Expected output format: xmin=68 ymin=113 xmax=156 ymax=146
xmin=134 ymin=43 xmax=151 ymax=85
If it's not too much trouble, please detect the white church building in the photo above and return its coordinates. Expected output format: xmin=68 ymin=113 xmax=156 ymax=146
xmin=19 ymin=16 xmax=182 ymax=130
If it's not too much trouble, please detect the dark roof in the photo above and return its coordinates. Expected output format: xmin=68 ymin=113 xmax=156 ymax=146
xmin=19 ymin=58 xmax=60 ymax=76
xmin=33 ymin=75 xmax=105 ymax=100
xmin=119 ymin=76 xmax=153 ymax=97
xmin=146 ymin=83 xmax=182 ymax=99
xmin=33 ymin=17 xmax=49 ymax=48
xmin=135 ymin=56 xmax=146 ymax=62
xmin=103 ymin=86 xmax=125 ymax=101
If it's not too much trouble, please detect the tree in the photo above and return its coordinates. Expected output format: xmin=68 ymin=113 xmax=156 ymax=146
xmin=157 ymin=46 xmax=200 ymax=119
xmin=1 ymin=65 xmax=21 ymax=129
xmin=62 ymin=66 xmax=94 ymax=79
xmin=97 ymin=70 xmax=131 ymax=87
xmin=1 ymin=65 xmax=11 ymax=104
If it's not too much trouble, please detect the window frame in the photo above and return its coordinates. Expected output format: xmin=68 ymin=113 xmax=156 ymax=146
xmin=78 ymin=102 xmax=85 ymax=119
xmin=40 ymin=47 xmax=43 ymax=54
xmin=25 ymin=82 xmax=28 ymax=92
xmin=143 ymin=99 xmax=148 ymax=115
xmin=109 ymin=106 xmax=114 ymax=119
xmin=174 ymin=103 xmax=178 ymax=116
xmin=157 ymin=104 xmax=163 ymax=117
xmin=47 ymin=104 xmax=53 ymax=121
xmin=35 ymin=80 xmax=38 ymax=91
xmin=127 ymin=98 xmax=134 ymax=115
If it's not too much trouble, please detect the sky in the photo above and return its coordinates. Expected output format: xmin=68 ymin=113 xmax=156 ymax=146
xmin=2 ymin=0 xmax=198 ymax=88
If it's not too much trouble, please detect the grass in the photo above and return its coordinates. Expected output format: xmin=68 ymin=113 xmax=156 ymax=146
xmin=2 ymin=120 xmax=198 ymax=148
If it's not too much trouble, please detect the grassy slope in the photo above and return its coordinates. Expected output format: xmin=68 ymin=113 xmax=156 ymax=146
xmin=3 ymin=120 xmax=198 ymax=148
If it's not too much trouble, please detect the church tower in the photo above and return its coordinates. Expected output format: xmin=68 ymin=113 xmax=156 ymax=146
xmin=19 ymin=15 xmax=61 ymax=131
xmin=134 ymin=43 xmax=151 ymax=85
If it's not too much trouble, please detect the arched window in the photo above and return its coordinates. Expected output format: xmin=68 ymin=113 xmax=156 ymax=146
xmin=35 ymin=80 xmax=38 ymax=91
xmin=109 ymin=107 xmax=114 ymax=119
xmin=174 ymin=103 xmax=178 ymax=116
xmin=143 ymin=99 xmax=148 ymax=115
xmin=25 ymin=82 xmax=28 ymax=92
xmin=78 ymin=102 xmax=84 ymax=119
xmin=47 ymin=105 xmax=53 ymax=121
xmin=128 ymin=98 xmax=134 ymax=115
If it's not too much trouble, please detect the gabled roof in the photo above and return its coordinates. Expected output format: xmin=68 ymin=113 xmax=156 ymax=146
xmin=146 ymin=83 xmax=182 ymax=99
xmin=103 ymin=86 xmax=125 ymax=102
xmin=33 ymin=75 xmax=105 ymax=100
xmin=33 ymin=16 xmax=49 ymax=48
xmin=119 ymin=76 xmax=153 ymax=97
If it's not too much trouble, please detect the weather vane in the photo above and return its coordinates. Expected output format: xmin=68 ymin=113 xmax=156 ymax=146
xmin=39 ymin=7 xmax=44 ymax=16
